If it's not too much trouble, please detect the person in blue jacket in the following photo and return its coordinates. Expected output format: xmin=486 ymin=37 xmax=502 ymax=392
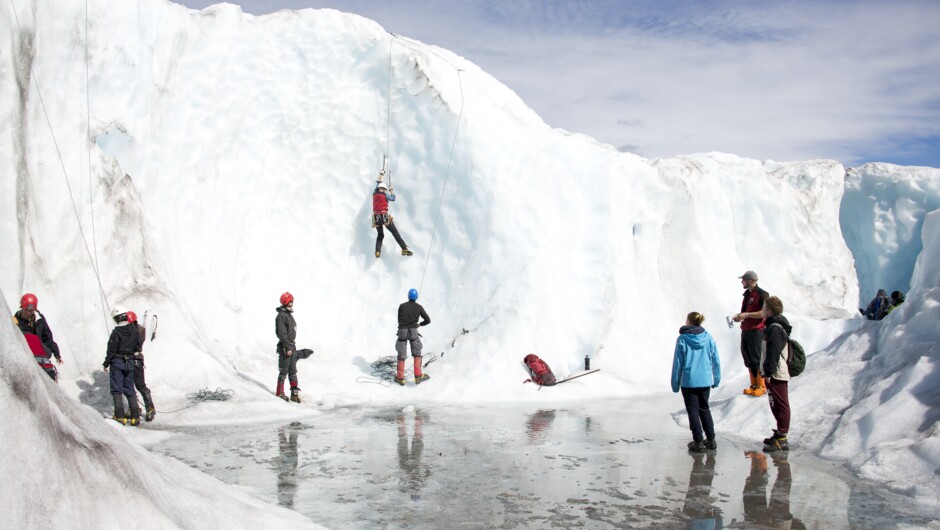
xmin=671 ymin=311 xmax=722 ymax=453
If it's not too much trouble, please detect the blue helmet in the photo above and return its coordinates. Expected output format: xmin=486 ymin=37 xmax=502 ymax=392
xmin=408 ymin=288 xmax=418 ymax=301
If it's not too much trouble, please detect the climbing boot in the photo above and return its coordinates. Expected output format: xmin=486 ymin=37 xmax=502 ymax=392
xmin=687 ymin=440 xmax=706 ymax=453
xmin=276 ymin=392 xmax=289 ymax=402
xmin=394 ymin=376 xmax=406 ymax=386
xmin=145 ymin=407 xmax=156 ymax=422
xmin=743 ymin=373 xmax=757 ymax=395
xmin=762 ymin=430 xmax=781 ymax=445
xmin=112 ymin=415 xmax=127 ymax=425
xmin=704 ymin=439 xmax=717 ymax=450
xmin=763 ymin=433 xmax=789 ymax=452
xmin=129 ymin=417 xmax=140 ymax=427
xmin=414 ymin=374 xmax=430 ymax=385
xmin=290 ymin=389 xmax=302 ymax=403
xmin=752 ymin=377 xmax=767 ymax=397
xmin=375 ymin=250 xmax=381 ymax=258
xmin=401 ymin=248 xmax=413 ymax=256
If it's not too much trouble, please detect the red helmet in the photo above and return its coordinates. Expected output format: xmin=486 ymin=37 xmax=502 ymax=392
xmin=126 ymin=311 xmax=138 ymax=323
xmin=280 ymin=292 xmax=294 ymax=306
xmin=20 ymin=293 xmax=38 ymax=309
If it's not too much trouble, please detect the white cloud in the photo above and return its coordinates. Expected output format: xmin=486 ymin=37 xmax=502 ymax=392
xmin=177 ymin=0 xmax=940 ymax=165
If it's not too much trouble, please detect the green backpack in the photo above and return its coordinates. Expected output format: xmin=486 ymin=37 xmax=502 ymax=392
xmin=770 ymin=323 xmax=806 ymax=377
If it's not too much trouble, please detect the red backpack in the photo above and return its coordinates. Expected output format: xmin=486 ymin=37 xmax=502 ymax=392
xmin=523 ymin=354 xmax=557 ymax=386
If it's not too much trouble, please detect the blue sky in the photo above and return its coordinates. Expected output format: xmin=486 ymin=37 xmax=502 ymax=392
xmin=176 ymin=0 xmax=940 ymax=168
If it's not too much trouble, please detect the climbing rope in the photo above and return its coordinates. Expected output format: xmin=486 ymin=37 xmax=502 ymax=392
xmin=382 ymin=34 xmax=467 ymax=294
xmin=160 ymin=387 xmax=235 ymax=414
xmin=8 ymin=0 xmax=112 ymax=326
xmin=356 ymin=353 xmax=439 ymax=386
xmin=418 ymin=68 xmax=464 ymax=294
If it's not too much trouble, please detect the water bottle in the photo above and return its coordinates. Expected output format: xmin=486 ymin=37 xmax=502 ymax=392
xmin=585 ymin=355 xmax=591 ymax=371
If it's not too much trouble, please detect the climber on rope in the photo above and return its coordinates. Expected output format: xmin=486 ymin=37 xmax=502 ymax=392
xmin=13 ymin=293 xmax=62 ymax=381
xmin=372 ymin=172 xmax=412 ymax=258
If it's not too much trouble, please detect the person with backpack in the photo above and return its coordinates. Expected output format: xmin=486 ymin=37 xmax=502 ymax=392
xmin=275 ymin=292 xmax=303 ymax=403
xmin=671 ymin=312 xmax=721 ymax=453
xmin=860 ymin=289 xmax=891 ymax=320
xmin=395 ymin=288 xmax=430 ymax=386
xmin=372 ymin=177 xmax=412 ymax=258
xmin=103 ymin=305 xmax=142 ymax=425
xmin=12 ymin=293 xmax=62 ymax=381
xmin=732 ymin=271 xmax=769 ymax=397
xmin=759 ymin=296 xmax=791 ymax=452
xmin=126 ymin=311 xmax=156 ymax=421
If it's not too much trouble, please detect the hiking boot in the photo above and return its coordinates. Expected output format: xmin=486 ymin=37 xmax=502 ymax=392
xmin=704 ymin=439 xmax=717 ymax=450
xmin=414 ymin=374 xmax=430 ymax=385
xmin=401 ymin=248 xmax=413 ymax=256
xmin=276 ymin=392 xmax=289 ymax=402
xmin=743 ymin=386 xmax=757 ymax=396
xmin=290 ymin=390 xmax=302 ymax=403
xmin=145 ymin=408 xmax=156 ymax=422
xmin=762 ymin=430 xmax=781 ymax=445
xmin=375 ymin=250 xmax=381 ymax=258
xmin=394 ymin=376 xmax=406 ymax=386
xmin=764 ymin=436 xmax=790 ymax=453
xmin=687 ymin=440 xmax=706 ymax=453
xmin=112 ymin=415 xmax=127 ymax=425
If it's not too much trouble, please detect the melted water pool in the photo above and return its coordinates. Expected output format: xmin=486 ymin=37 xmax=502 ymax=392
xmin=151 ymin=398 xmax=937 ymax=529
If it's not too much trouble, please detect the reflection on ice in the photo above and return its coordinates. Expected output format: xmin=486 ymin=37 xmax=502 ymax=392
xmin=151 ymin=399 xmax=936 ymax=528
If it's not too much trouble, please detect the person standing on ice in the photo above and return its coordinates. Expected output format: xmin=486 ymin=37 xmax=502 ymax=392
xmin=759 ymin=296 xmax=791 ymax=452
xmin=103 ymin=306 xmax=142 ymax=425
xmin=372 ymin=175 xmax=412 ymax=258
xmin=395 ymin=288 xmax=430 ymax=386
xmin=275 ymin=292 xmax=302 ymax=403
xmin=12 ymin=293 xmax=62 ymax=381
xmin=127 ymin=311 xmax=156 ymax=421
xmin=671 ymin=311 xmax=721 ymax=453
xmin=732 ymin=271 xmax=769 ymax=397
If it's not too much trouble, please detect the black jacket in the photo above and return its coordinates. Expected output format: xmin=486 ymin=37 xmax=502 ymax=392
xmin=275 ymin=306 xmax=297 ymax=353
xmin=762 ymin=314 xmax=792 ymax=377
xmin=104 ymin=323 xmax=139 ymax=367
xmin=14 ymin=310 xmax=61 ymax=360
xmin=398 ymin=300 xmax=430 ymax=329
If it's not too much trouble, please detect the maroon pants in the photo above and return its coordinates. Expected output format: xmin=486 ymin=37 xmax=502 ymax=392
xmin=767 ymin=378 xmax=790 ymax=434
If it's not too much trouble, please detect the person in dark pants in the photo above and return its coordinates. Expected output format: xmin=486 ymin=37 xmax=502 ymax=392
xmin=733 ymin=270 xmax=770 ymax=397
xmin=760 ymin=295 xmax=792 ymax=452
xmin=671 ymin=311 xmax=722 ymax=452
xmin=372 ymin=179 xmax=412 ymax=258
xmin=275 ymin=292 xmax=302 ymax=403
xmin=127 ymin=311 xmax=156 ymax=421
xmin=395 ymin=288 xmax=430 ymax=386
xmin=103 ymin=305 xmax=141 ymax=425
xmin=12 ymin=293 xmax=63 ymax=381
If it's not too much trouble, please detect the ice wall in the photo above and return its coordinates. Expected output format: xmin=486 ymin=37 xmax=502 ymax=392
xmin=0 ymin=0 xmax=861 ymax=406
xmin=841 ymin=163 xmax=940 ymax=306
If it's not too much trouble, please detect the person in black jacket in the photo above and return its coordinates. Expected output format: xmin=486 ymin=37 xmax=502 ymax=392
xmin=103 ymin=305 xmax=142 ymax=425
xmin=759 ymin=296 xmax=791 ymax=452
xmin=275 ymin=292 xmax=301 ymax=403
xmin=395 ymin=288 xmax=431 ymax=386
xmin=12 ymin=293 xmax=62 ymax=381
xmin=127 ymin=311 xmax=156 ymax=421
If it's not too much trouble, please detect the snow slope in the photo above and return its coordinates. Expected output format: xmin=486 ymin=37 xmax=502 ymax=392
xmin=0 ymin=290 xmax=323 ymax=529
xmin=1 ymin=0 xmax=939 ymax=519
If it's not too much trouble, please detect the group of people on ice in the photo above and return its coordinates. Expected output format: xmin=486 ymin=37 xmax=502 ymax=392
xmin=671 ymin=271 xmax=797 ymax=453
xmin=860 ymin=288 xmax=905 ymax=321
xmin=11 ymin=294 xmax=155 ymax=424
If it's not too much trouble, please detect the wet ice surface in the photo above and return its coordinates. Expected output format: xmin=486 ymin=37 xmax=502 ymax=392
xmin=151 ymin=397 xmax=936 ymax=529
